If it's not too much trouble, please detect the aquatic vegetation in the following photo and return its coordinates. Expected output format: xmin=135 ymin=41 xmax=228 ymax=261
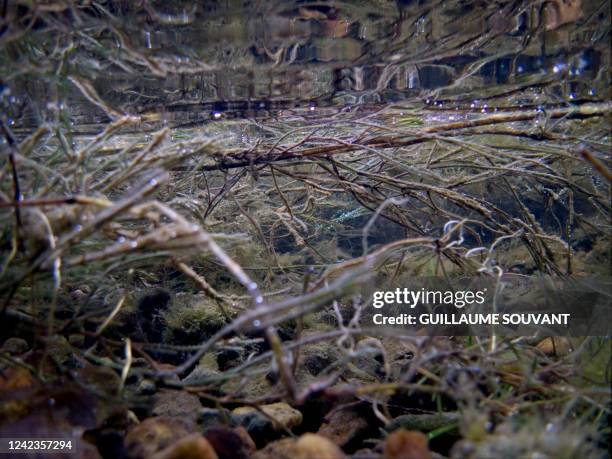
xmin=0 ymin=1 xmax=610 ymax=458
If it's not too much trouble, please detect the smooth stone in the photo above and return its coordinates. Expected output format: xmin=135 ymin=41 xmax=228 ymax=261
xmin=150 ymin=433 xmax=219 ymax=459
xmin=1 ymin=337 xmax=29 ymax=355
xmin=231 ymin=402 xmax=302 ymax=435
xmin=384 ymin=429 xmax=431 ymax=459
xmin=124 ymin=416 xmax=195 ymax=459
xmin=152 ymin=389 xmax=202 ymax=423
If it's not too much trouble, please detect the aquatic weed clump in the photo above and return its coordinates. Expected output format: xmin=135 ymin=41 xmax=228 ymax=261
xmin=0 ymin=1 xmax=610 ymax=458
xmin=452 ymin=415 xmax=608 ymax=459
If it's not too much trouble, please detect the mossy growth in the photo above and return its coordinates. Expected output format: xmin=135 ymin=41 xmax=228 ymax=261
xmin=162 ymin=297 xmax=239 ymax=345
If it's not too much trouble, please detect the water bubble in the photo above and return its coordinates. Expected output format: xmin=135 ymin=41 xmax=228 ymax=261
xmin=545 ymin=423 xmax=556 ymax=433
xmin=252 ymin=319 xmax=261 ymax=328
xmin=130 ymin=241 xmax=138 ymax=248
xmin=517 ymin=65 xmax=524 ymax=73
xmin=247 ymin=282 xmax=258 ymax=292
xmin=309 ymin=106 xmax=315 ymax=111
xmin=74 ymin=224 xmax=83 ymax=232
xmin=568 ymin=92 xmax=576 ymax=100
xmin=255 ymin=295 xmax=264 ymax=304
xmin=149 ymin=178 xmax=158 ymax=186
xmin=118 ymin=236 xmax=126 ymax=243
xmin=552 ymin=63 xmax=566 ymax=73
xmin=589 ymin=88 xmax=596 ymax=96
xmin=213 ymin=112 xmax=222 ymax=119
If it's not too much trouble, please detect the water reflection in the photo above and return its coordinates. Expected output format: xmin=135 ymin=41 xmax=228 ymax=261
xmin=2 ymin=0 xmax=608 ymax=127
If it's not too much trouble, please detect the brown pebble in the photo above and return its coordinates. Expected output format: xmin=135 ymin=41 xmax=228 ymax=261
xmin=252 ymin=433 xmax=345 ymax=459
xmin=536 ymin=337 xmax=572 ymax=357
xmin=384 ymin=429 xmax=431 ymax=459
xmin=318 ymin=407 xmax=369 ymax=447
xmin=294 ymin=433 xmax=345 ymax=459
xmin=205 ymin=426 xmax=255 ymax=459
xmin=151 ymin=433 xmax=218 ymax=459
xmin=124 ymin=416 xmax=195 ymax=459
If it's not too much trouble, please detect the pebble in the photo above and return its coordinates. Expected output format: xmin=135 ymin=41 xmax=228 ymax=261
xmin=197 ymin=407 xmax=232 ymax=430
xmin=152 ymin=389 xmax=203 ymax=423
xmin=384 ymin=429 xmax=431 ymax=459
xmin=536 ymin=337 xmax=572 ymax=357
xmin=231 ymin=402 xmax=302 ymax=436
xmin=205 ymin=426 xmax=256 ymax=459
xmin=1 ymin=337 xmax=29 ymax=355
xmin=124 ymin=416 xmax=195 ymax=459
xmin=150 ymin=433 xmax=218 ymax=459
xmin=318 ymin=406 xmax=369 ymax=447
xmin=252 ymin=433 xmax=345 ymax=459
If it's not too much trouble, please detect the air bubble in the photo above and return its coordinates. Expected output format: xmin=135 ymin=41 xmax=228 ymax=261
xmin=74 ymin=224 xmax=83 ymax=232
xmin=213 ymin=112 xmax=222 ymax=119
xmin=552 ymin=63 xmax=565 ymax=74
xmin=253 ymin=319 xmax=261 ymax=328
xmin=118 ymin=236 xmax=126 ymax=243
xmin=247 ymin=282 xmax=258 ymax=292
xmin=130 ymin=241 xmax=138 ymax=248
xmin=255 ymin=295 xmax=264 ymax=304
xmin=568 ymin=92 xmax=576 ymax=100
xmin=149 ymin=178 xmax=158 ymax=186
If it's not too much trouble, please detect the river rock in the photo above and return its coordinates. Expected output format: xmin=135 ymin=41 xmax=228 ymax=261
xmin=124 ymin=416 xmax=195 ymax=459
xmin=1 ymin=337 xmax=29 ymax=355
xmin=205 ymin=426 xmax=256 ymax=459
xmin=384 ymin=429 xmax=431 ymax=459
xmin=252 ymin=433 xmax=345 ymax=459
xmin=536 ymin=337 xmax=572 ymax=357
xmin=152 ymin=389 xmax=202 ymax=423
xmin=197 ymin=407 xmax=232 ymax=430
xmin=150 ymin=433 xmax=218 ymax=459
xmin=318 ymin=406 xmax=369 ymax=448
xmin=231 ymin=402 xmax=302 ymax=438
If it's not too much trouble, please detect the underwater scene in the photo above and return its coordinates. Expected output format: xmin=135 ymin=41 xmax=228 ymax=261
xmin=0 ymin=1 xmax=610 ymax=458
